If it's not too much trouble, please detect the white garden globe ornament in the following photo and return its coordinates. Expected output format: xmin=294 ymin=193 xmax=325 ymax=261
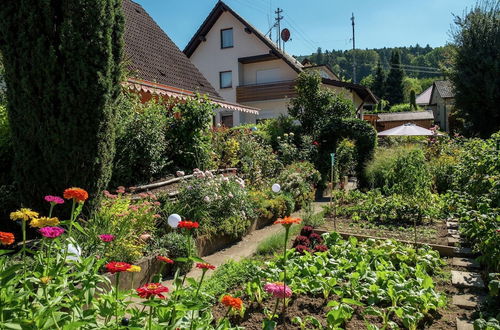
xmin=168 ymin=214 xmax=181 ymax=228
xmin=272 ymin=183 xmax=281 ymax=193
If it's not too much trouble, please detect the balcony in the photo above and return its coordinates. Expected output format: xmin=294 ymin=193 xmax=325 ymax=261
xmin=236 ymin=80 xmax=297 ymax=103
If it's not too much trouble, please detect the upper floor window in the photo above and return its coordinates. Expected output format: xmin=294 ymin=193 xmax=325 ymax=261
xmin=221 ymin=28 xmax=233 ymax=49
xmin=220 ymin=71 xmax=232 ymax=89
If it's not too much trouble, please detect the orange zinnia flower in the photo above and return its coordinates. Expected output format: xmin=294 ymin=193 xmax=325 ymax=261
xmin=0 ymin=232 xmax=15 ymax=245
xmin=63 ymin=187 xmax=89 ymax=202
xmin=221 ymin=294 xmax=243 ymax=310
xmin=274 ymin=216 xmax=302 ymax=226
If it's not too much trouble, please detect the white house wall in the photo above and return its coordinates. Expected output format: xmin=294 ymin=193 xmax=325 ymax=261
xmin=242 ymin=59 xmax=297 ymax=85
xmin=190 ymin=11 xmax=271 ymax=104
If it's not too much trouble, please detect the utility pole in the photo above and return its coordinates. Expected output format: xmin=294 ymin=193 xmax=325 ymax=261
xmin=275 ymin=8 xmax=283 ymax=49
xmin=351 ymin=13 xmax=356 ymax=83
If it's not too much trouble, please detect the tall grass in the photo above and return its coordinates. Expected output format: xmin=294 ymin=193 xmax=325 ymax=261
xmin=255 ymin=224 xmax=301 ymax=255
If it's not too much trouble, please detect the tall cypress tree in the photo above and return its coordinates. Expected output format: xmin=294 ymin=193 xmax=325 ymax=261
xmin=0 ymin=0 xmax=124 ymax=210
xmin=385 ymin=50 xmax=405 ymax=105
xmin=371 ymin=60 xmax=386 ymax=99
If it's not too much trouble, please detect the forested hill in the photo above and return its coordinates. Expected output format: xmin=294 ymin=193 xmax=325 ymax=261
xmin=296 ymin=44 xmax=454 ymax=86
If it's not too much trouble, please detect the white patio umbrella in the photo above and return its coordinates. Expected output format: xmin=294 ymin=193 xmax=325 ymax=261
xmin=378 ymin=123 xmax=442 ymax=136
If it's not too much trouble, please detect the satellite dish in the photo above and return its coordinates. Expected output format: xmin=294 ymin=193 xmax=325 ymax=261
xmin=281 ymin=28 xmax=290 ymax=42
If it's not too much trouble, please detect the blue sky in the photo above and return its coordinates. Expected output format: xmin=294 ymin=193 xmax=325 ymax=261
xmin=134 ymin=0 xmax=475 ymax=56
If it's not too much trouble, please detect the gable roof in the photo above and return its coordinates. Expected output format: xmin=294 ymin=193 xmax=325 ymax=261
xmin=123 ymin=0 xmax=221 ymax=99
xmin=183 ymin=0 xmax=303 ymax=73
xmin=416 ymin=85 xmax=433 ymax=105
xmin=183 ymin=0 xmax=376 ymax=105
xmin=303 ymin=64 xmax=340 ymax=81
xmin=434 ymin=80 xmax=454 ymax=99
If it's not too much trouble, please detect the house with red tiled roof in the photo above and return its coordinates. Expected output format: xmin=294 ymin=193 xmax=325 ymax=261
xmin=183 ymin=1 xmax=376 ymax=126
xmin=122 ymin=0 xmax=258 ymax=119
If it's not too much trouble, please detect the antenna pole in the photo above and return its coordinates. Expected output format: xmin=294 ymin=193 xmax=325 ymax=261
xmin=351 ymin=13 xmax=356 ymax=83
xmin=275 ymin=8 xmax=283 ymax=49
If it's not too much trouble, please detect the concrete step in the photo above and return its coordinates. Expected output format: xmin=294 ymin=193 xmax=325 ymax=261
xmin=451 ymin=271 xmax=485 ymax=289
xmin=447 ymin=221 xmax=459 ymax=229
xmin=452 ymin=294 xmax=485 ymax=309
xmin=454 ymin=247 xmax=475 ymax=257
xmin=452 ymin=257 xmax=480 ymax=269
xmin=456 ymin=318 xmax=474 ymax=330
xmin=448 ymin=229 xmax=459 ymax=236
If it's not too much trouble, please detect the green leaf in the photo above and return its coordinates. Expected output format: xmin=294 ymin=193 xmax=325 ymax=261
xmin=341 ymin=298 xmax=365 ymax=307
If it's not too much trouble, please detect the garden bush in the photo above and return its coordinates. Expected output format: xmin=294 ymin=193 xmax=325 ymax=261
xmin=75 ymin=191 xmax=160 ymax=263
xmin=335 ymin=138 xmax=357 ymax=179
xmin=160 ymin=231 xmax=196 ymax=275
xmin=365 ymin=145 xmax=431 ymax=196
xmin=168 ymin=173 xmax=257 ymax=239
xmin=250 ymin=190 xmax=295 ymax=222
xmin=277 ymin=161 xmax=321 ymax=209
xmin=165 ymin=95 xmax=215 ymax=171
xmin=235 ymin=131 xmax=282 ymax=188
xmin=112 ymin=95 xmax=170 ymax=186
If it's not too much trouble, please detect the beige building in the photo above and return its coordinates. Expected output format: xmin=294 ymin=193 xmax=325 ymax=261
xmin=428 ymin=80 xmax=455 ymax=132
xmin=183 ymin=1 xmax=376 ymax=126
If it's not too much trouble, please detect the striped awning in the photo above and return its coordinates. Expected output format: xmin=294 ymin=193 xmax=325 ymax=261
xmin=126 ymin=78 xmax=260 ymax=115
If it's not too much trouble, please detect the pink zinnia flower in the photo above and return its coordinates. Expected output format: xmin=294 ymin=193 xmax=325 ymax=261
xmin=264 ymin=282 xmax=292 ymax=299
xmin=99 ymin=234 xmax=115 ymax=242
xmin=39 ymin=227 xmax=65 ymax=238
xmin=44 ymin=195 xmax=64 ymax=205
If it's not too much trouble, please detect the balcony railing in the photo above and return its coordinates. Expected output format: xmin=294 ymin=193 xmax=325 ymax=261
xmin=236 ymin=80 xmax=297 ymax=103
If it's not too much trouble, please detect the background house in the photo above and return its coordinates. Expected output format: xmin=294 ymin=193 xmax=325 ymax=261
xmin=183 ymin=1 xmax=376 ymax=126
xmin=364 ymin=110 xmax=435 ymax=132
xmin=122 ymin=0 xmax=258 ymax=121
xmin=428 ymin=80 xmax=455 ymax=132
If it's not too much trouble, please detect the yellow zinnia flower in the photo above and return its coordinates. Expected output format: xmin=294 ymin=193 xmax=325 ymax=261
xmin=10 ymin=208 xmax=39 ymax=221
xmin=127 ymin=265 xmax=141 ymax=273
xmin=30 ymin=217 xmax=60 ymax=228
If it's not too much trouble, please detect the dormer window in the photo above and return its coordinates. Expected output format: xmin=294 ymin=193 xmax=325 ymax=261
xmin=221 ymin=28 xmax=233 ymax=48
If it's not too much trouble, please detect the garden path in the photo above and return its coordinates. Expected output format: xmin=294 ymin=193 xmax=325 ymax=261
xmin=162 ymin=199 xmax=329 ymax=286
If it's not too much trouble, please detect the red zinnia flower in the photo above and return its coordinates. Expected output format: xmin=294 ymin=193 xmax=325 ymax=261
xmin=157 ymin=256 xmax=174 ymax=264
xmin=196 ymin=262 xmax=215 ymax=270
xmin=136 ymin=283 xmax=169 ymax=299
xmin=221 ymin=295 xmax=243 ymax=310
xmin=0 ymin=232 xmax=15 ymax=245
xmin=105 ymin=261 xmax=132 ymax=274
xmin=178 ymin=220 xmax=199 ymax=229
xmin=63 ymin=187 xmax=89 ymax=202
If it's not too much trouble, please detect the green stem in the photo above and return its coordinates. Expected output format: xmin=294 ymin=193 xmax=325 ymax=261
xmin=282 ymin=226 xmax=290 ymax=320
xmin=218 ymin=307 xmax=232 ymax=326
xmin=190 ymin=270 xmax=207 ymax=330
xmin=43 ymin=286 xmax=60 ymax=330
xmin=271 ymin=298 xmax=280 ymax=320
xmin=148 ymin=299 xmax=153 ymax=330
xmin=48 ymin=203 xmax=54 ymax=218
xmin=115 ymin=273 xmax=120 ymax=324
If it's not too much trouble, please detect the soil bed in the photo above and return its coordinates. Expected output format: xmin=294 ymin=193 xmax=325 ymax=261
xmin=319 ymin=215 xmax=448 ymax=246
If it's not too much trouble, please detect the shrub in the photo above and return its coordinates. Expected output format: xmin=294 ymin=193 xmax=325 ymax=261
xmin=317 ymin=118 xmax=377 ymax=188
xmin=451 ymin=132 xmax=500 ymax=207
xmin=171 ymin=174 xmax=257 ymax=239
xmin=160 ymin=231 xmax=195 ymax=275
xmin=236 ymin=131 xmax=282 ymax=188
xmin=75 ymin=192 xmax=159 ymax=263
xmin=388 ymin=103 xmax=421 ymax=112
xmin=336 ymin=138 xmax=356 ymax=179
xmin=210 ymin=126 xmax=240 ymax=169
xmin=276 ymin=133 xmax=318 ymax=166
xmin=250 ymin=190 xmax=294 ymax=222
xmin=365 ymin=145 xmax=431 ymax=196
xmin=428 ymin=154 xmax=457 ymax=193
xmin=112 ymin=95 xmax=170 ymax=186
xmin=165 ymin=95 xmax=215 ymax=171
xmin=278 ymin=161 xmax=321 ymax=209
